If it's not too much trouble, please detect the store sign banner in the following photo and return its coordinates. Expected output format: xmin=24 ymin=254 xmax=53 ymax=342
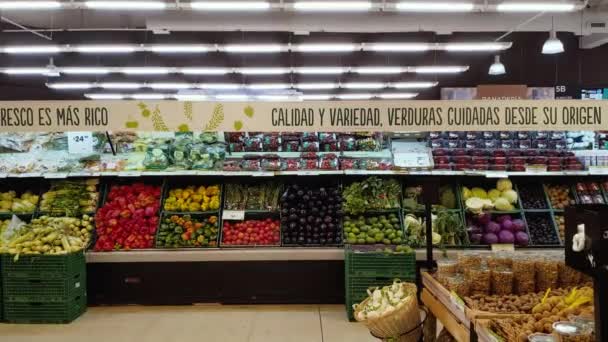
xmin=476 ymin=85 xmax=527 ymax=100
xmin=0 ymin=100 xmax=606 ymax=132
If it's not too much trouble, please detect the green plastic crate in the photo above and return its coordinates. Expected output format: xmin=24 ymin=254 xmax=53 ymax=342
xmin=3 ymin=272 xmax=85 ymax=303
xmin=3 ymin=291 xmax=87 ymax=324
xmin=345 ymin=246 xmax=416 ymax=278
xmin=1 ymin=252 xmax=85 ymax=279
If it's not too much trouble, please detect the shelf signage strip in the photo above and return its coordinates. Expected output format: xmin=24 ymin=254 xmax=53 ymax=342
xmin=1 ymin=100 xmax=606 ymax=133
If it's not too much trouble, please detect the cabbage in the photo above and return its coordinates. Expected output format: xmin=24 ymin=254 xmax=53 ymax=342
xmin=477 ymin=213 xmax=491 ymax=225
xmin=498 ymin=230 xmax=515 ymax=243
xmin=488 ymin=189 xmax=501 ymax=201
xmin=470 ymin=233 xmax=483 ymax=244
xmin=501 ymin=219 xmax=514 ymax=232
xmin=471 ymin=187 xmax=488 ymax=199
xmin=485 ymin=221 xmax=501 ymax=234
xmin=496 ymin=178 xmax=513 ymax=192
xmin=462 ymin=187 xmax=472 ymax=200
xmin=496 ymin=214 xmax=512 ymax=224
xmin=501 ymin=190 xmax=518 ymax=204
xmin=512 ymin=219 xmax=526 ymax=232
xmin=465 ymin=197 xmax=485 ymax=213
xmin=494 ymin=198 xmax=513 ymax=211
xmin=432 ymin=232 xmax=442 ymax=245
xmin=515 ymin=231 xmax=529 ymax=246
xmin=482 ymin=233 xmax=499 ymax=244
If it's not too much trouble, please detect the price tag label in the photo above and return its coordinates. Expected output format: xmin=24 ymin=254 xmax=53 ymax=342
xmin=118 ymin=171 xmax=142 ymax=177
xmin=345 ymin=170 xmax=368 ymax=175
xmin=0 ymin=173 xmax=7 ymax=178
xmin=18 ymin=173 xmax=42 ymax=178
xmin=252 ymin=172 xmax=274 ymax=177
xmin=449 ymin=291 xmax=465 ymax=312
xmin=491 ymin=243 xmax=515 ymax=252
xmin=222 ymin=210 xmax=245 ymax=220
xmin=67 ymin=132 xmax=93 ymax=154
xmin=296 ymin=170 xmax=319 ymax=176
xmin=45 ymin=173 xmax=68 ymax=179
xmin=485 ymin=171 xmax=509 ymax=178
xmin=525 ymin=165 xmax=547 ymax=173
xmin=588 ymin=166 xmax=608 ymax=175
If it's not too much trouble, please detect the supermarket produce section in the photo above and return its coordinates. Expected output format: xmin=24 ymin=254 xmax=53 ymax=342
xmin=0 ymin=130 xmax=603 ymax=338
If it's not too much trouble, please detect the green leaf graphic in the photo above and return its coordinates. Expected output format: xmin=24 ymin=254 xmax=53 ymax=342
xmin=204 ymin=104 xmax=225 ymax=131
xmin=233 ymin=120 xmax=243 ymax=131
xmin=183 ymin=102 xmax=193 ymax=121
xmin=244 ymin=105 xmax=254 ymax=118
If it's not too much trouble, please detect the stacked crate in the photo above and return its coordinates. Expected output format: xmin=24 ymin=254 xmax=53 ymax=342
xmin=1 ymin=252 xmax=87 ymax=323
xmin=344 ymin=245 xmax=416 ymax=321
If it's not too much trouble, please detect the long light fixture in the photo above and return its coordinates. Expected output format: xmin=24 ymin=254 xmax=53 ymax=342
xmin=497 ymin=2 xmax=577 ymax=12
xmin=0 ymin=1 xmax=61 ymax=10
xmin=293 ymin=1 xmax=372 ymax=12
xmin=3 ymin=46 xmax=61 ymax=54
xmin=395 ymin=1 xmax=474 ymax=12
xmin=190 ymin=1 xmax=270 ymax=11
xmin=0 ymin=42 xmax=512 ymax=55
xmin=84 ymin=92 xmax=419 ymax=101
xmin=6 ymin=65 xmax=468 ymax=76
xmin=84 ymin=1 xmax=166 ymax=10
xmin=444 ymin=42 xmax=513 ymax=52
xmin=74 ymin=45 xmax=137 ymax=53
xmin=47 ymin=81 xmax=439 ymax=90
xmin=488 ymin=55 xmax=506 ymax=75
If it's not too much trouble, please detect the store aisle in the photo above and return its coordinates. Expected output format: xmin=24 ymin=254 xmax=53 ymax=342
xmin=0 ymin=305 xmax=376 ymax=342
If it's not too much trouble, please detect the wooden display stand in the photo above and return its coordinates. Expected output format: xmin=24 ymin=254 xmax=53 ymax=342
xmin=421 ymin=272 xmax=471 ymax=342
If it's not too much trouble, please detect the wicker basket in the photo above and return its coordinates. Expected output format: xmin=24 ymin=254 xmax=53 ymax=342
xmin=353 ymin=282 xmax=420 ymax=339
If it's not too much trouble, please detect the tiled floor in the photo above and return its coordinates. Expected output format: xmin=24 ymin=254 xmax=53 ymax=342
xmin=0 ymin=305 xmax=377 ymax=342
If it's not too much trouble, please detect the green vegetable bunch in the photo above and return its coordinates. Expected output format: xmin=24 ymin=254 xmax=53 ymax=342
xmin=343 ymin=177 xmax=402 ymax=214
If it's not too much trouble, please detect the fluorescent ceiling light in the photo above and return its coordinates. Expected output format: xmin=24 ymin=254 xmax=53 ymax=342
xmin=378 ymin=93 xmax=418 ymax=99
xmin=84 ymin=1 xmax=167 ymax=10
xmin=148 ymin=45 xmax=210 ymax=53
xmin=4 ymin=46 xmax=61 ymax=54
xmin=444 ymin=42 xmax=512 ymax=52
xmin=47 ymin=83 xmax=94 ymax=89
xmin=497 ymin=2 xmax=577 ymax=12
xmin=215 ymin=94 xmax=251 ymax=100
xmin=99 ymin=83 xmax=142 ymax=89
xmin=3 ymin=68 xmax=50 ymax=75
xmin=293 ymin=1 xmax=372 ymax=11
xmin=489 ymin=55 xmax=506 ymax=75
xmin=365 ymin=43 xmax=430 ymax=52
xmin=354 ymin=67 xmax=404 ymax=74
xmin=60 ymin=67 xmax=110 ymax=75
xmin=131 ymin=94 xmax=167 ymax=100
xmin=392 ymin=82 xmax=438 ymax=88
xmin=296 ymin=83 xmax=338 ymax=90
xmin=0 ymin=1 xmax=61 ymax=10
xmin=240 ymin=67 xmax=289 ymax=75
xmin=396 ymin=1 xmax=474 ymax=12
xmin=198 ymin=84 xmax=242 ymax=90
xmin=337 ymin=93 xmax=373 ymax=100
xmin=257 ymin=95 xmax=301 ymax=101
xmin=121 ymin=67 xmax=171 ymax=75
xmin=302 ymin=94 xmax=333 ymax=100
xmin=174 ymin=95 xmax=209 ymax=101
xmin=342 ymin=82 xmax=386 ymax=89
xmin=246 ymin=83 xmax=291 ymax=90
xmin=149 ymin=83 xmax=194 ymax=90
xmin=85 ymin=94 xmax=125 ymax=100
xmin=295 ymin=44 xmax=358 ymax=53
xmin=181 ymin=67 xmax=230 ymax=75
xmin=542 ymin=30 xmax=564 ymax=54
xmin=295 ymin=67 xmax=345 ymax=74
xmin=190 ymin=1 xmax=270 ymax=11
xmin=223 ymin=44 xmax=284 ymax=53
xmin=413 ymin=66 xmax=469 ymax=73
xmin=75 ymin=45 xmax=137 ymax=53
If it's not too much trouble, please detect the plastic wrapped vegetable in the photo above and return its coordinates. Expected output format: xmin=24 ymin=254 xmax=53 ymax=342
xmin=143 ymin=144 xmax=171 ymax=170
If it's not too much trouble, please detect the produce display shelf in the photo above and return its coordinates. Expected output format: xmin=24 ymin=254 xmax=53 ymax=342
xmin=84 ymin=247 xmax=564 ymax=263
xmin=421 ymin=287 xmax=470 ymax=342
xmin=4 ymin=170 xmax=606 ymax=179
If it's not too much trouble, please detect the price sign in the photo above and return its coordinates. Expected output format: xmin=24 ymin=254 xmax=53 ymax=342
xmin=485 ymin=171 xmax=509 ymax=178
xmin=222 ymin=210 xmax=245 ymax=221
xmin=588 ymin=166 xmax=608 ymax=175
xmin=491 ymin=243 xmax=515 ymax=252
xmin=525 ymin=165 xmax=547 ymax=173
xmin=449 ymin=291 xmax=465 ymax=312
xmin=67 ymin=132 xmax=93 ymax=154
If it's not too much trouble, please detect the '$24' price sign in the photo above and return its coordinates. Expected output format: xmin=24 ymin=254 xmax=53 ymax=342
xmin=67 ymin=132 xmax=94 ymax=154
